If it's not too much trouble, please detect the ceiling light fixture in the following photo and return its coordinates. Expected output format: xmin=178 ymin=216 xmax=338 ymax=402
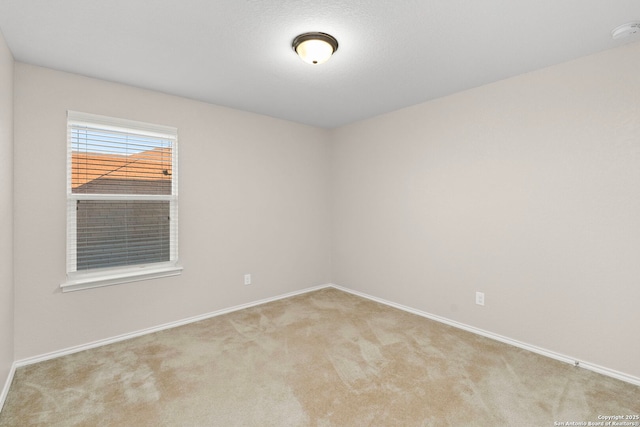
xmin=292 ymin=32 xmax=338 ymax=65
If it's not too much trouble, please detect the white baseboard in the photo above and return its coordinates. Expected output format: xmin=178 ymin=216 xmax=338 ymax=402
xmin=0 ymin=362 xmax=17 ymax=413
xmin=15 ymin=283 xmax=331 ymax=368
xmin=11 ymin=282 xmax=640 ymax=389
xmin=329 ymin=284 xmax=640 ymax=387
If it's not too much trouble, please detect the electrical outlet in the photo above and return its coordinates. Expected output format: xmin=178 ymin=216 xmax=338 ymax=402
xmin=244 ymin=274 xmax=251 ymax=285
xmin=475 ymin=291 xmax=485 ymax=306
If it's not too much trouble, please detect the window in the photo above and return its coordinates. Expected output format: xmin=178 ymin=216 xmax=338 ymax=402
xmin=62 ymin=111 xmax=181 ymax=292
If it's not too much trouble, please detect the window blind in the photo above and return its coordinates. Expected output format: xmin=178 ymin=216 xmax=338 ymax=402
xmin=67 ymin=111 xmax=178 ymax=273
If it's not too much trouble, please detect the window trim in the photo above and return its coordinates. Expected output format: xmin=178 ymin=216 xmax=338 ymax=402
xmin=61 ymin=111 xmax=181 ymax=292
xmin=62 ymin=264 xmax=184 ymax=292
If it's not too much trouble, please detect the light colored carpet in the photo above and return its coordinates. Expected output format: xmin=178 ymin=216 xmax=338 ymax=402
xmin=0 ymin=288 xmax=638 ymax=426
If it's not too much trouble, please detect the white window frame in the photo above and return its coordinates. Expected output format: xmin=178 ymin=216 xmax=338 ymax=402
xmin=61 ymin=111 xmax=182 ymax=292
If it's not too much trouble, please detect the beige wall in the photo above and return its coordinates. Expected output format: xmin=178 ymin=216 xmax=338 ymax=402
xmin=13 ymin=63 xmax=331 ymax=359
xmin=330 ymin=41 xmax=640 ymax=379
xmin=0 ymin=31 xmax=14 ymax=393
xmin=9 ymin=41 xmax=640 ymax=381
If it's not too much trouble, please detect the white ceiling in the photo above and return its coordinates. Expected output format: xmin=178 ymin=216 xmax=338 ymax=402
xmin=1 ymin=1 xmax=639 ymax=128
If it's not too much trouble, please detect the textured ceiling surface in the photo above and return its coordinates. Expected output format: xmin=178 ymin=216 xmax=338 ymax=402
xmin=1 ymin=1 xmax=639 ymax=128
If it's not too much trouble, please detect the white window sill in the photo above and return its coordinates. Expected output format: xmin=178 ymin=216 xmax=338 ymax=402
xmin=61 ymin=264 xmax=183 ymax=292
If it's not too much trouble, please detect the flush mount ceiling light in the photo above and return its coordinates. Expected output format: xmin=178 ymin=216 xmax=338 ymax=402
xmin=292 ymin=32 xmax=338 ymax=65
xmin=611 ymin=22 xmax=640 ymax=39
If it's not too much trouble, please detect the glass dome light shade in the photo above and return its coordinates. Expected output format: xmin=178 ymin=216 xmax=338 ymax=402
xmin=292 ymin=32 xmax=338 ymax=65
